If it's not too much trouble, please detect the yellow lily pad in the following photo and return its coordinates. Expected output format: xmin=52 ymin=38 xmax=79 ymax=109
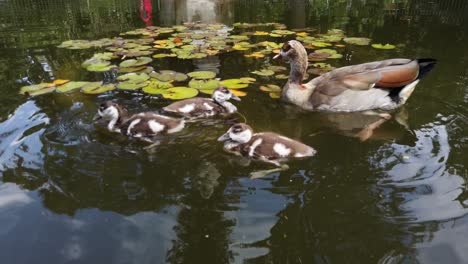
xmin=220 ymin=79 xmax=249 ymax=89
xmin=371 ymin=43 xmax=396 ymax=49
xmin=56 ymin=81 xmax=89 ymax=93
xmin=81 ymin=83 xmax=116 ymax=94
xmin=251 ymin=69 xmax=274 ymax=76
xmin=162 ymin=87 xmax=199 ymax=100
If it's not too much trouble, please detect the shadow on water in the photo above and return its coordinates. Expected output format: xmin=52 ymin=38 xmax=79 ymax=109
xmin=0 ymin=0 xmax=467 ymax=263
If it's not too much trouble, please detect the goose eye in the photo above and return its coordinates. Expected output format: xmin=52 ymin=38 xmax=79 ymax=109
xmin=282 ymin=43 xmax=291 ymax=52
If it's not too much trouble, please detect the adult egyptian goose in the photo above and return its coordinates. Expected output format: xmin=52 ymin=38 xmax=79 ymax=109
xmin=273 ymin=40 xmax=436 ymax=112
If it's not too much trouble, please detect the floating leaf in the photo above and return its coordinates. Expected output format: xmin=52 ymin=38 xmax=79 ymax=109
xmin=269 ymin=92 xmax=281 ymax=99
xmin=244 ymin=52 xmax=265 ymax=58
xmin=311 ymin=41 xmax=332 ymax=47
xmin=267 ymin=65 xmax=287 ymax=72
xmin=187 ymin=71 xmax=216 ymax=79
xmin=239 ymin=77 xmax=256 ymax=83
xmin=271 ymin=29 xmax=295 ymax=36
xmin=117 ymin=73 xmax=150 ymax=82
xmin=142 ymin=80 xmax=174 ymax=94
xmin=275 ymin=74 xmax=289 ymax=79
xmin=153 ymin=53 xmax=177 ymax=59
xmin=117 ymin=81 xmax=148 ymax=90
xmin=231 ymin=90 xmax=247 ymax=97
xmin=162 ymin=87 xmax=199 ymax=100
xmin=251 ymin=69 xmax=274 ymax=76
xmin=253 ymin=31 xmax=269 ymax=36
xmin=371 ymin=43 xmax=396 ymax=50
xmin=220 ymin=79 xmax=249 ymax=89
xmin=87 ymin=64 xmax=115 ymax=72
xmin=81 ymin=83 xmax=116 ymax=94
xmin=260 ymin=84 xmax=281 ymax=92
xmin=118 ymin=66 xmax=147 ymax=73
xmin=119 ymin=57 xmax=152 ymax=67
xmin=189 ymin=79 xmax=220 ymax=90
xmin=19 ymin=83 xmax=55 ymax=95
xmin=150 ymin=70 xmax=188 ymax=82
xmin=56 ymin=81 xmax=89 ymax=93
xmin=53 ymin=79 xmax=70 ymax=86
xmin=343 ymin=37 xmax=371 ymax=46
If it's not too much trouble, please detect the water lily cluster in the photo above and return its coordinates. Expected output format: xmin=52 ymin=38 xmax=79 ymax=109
xmin=19 ymin=22 xmax=397 ymax=99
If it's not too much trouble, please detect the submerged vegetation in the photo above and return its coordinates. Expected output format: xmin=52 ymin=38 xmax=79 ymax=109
xmin=19 ymin=22 xmax=398 ymax=99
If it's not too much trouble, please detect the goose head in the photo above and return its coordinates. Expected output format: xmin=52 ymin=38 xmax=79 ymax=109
xmin=212 ymin=86 xmax=241 ymax=103
xmin=217 ymin=123 xmax=253 ymax=144
xmin=95 ymin=101 xmax=128 ymax=131
xmin=274 ymin=40 xmax=308 ymax=84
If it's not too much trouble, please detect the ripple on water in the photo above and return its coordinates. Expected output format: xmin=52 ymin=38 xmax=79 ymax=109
xmin=371 ymin=119 xmax=468 ymax=223
xmin=0 ymin=100 xmax=49 ymax=172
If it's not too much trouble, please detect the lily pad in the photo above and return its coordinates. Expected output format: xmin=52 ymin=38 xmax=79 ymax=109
xmin=162 ymin=87 xmax=199 ymax=100
xmin=81 ymin=83 xmax=116 ymax=94
xmin=251 ymin=69 xmax=275 ymax=76
xmin=118 ymin=66 xmax=147 ymax=73
xmin=56 ymin=81 xmax=89 ymax=93
xmin=189 ymin=79 xmax=220 ymax=90
xmin=371 ymin=43 xmax=396 ymax=50
xmin=220 ymin=79 xmax=249 ymax=89
xmin=153 ymin=53 xmax=177 ymax=59
xmin=267 ymin=65 xmax=287 ymax=72
xmin=343 ymin=37 xmax=371 ymax=46
xmin=87 ymin=64 xmax=115 ymax=72
xmin=231 ymin=90 xmax=247 ymax=97
xmin=117 ymin=81 xmax=148 ymax=90
xmin=150 ymin=70 xmax=188 ymax=82
xmin=239 ymin=77 xmax=256 ymax=83
xmin=275 ymin=74 xmax=289 ymax=79
xmin=119 ymin=57 xmax=152 ymax=67
xmin=269 ymin=92 xmax=281 ymax=99
xmin=187 ymin=71 xmax=216 ymax=79
xmin=19 ymin=83 xmax=55 ymax=95
xmin=260 ymin=84 xmax=281 ymax=92
xmin=142 ymin=80 xmax=175 ymax=94
xmin=116 ymin=73 xmax=150 ymax=82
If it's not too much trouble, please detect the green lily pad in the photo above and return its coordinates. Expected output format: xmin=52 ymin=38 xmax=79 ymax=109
xmin=275 ymin=74 xmax=289 ymax=79
xmin=87 ymin=64 xmax=115 ymax=72
xmin=117 ymin=81 xmax=148 ymax=90
xmin=251 ymin=69 xmax=275 ymax=76
xmin=56 ymin=81 xmax=89 ymax=93
xmin=314 ymin=49 xmax=337 ymax=55
xmin=311 ymin=41 xmax=332 ymax=47
xmin=150 ymin=70 xmax=188 ymax=82
xmin=239 ymin=77 xmax=256 ymax=83
xmin=119 ymin=57 xmax=152 ymax=67
xmin=269 ymin=92 xmax=281 ymax=99
xmin=187 ymin=71 xmax=216 ymax=79
xmin=153 ymin=53 xmax=177 ymax=58
xmin=81 ymin=83 xmax=116 ymax=94
xmin=371 ymin=43 xmax=396 ymax=50
xmin=220 ymin=79 xmax=249 ymax=89
xmin=271 ymin=29 xmax=295 ymax=35
xmin=260 ymin=84 xmax=281 ymax=92
xmin=19 ymin=83 xmax=53 ymax=95
xmin=162 ymin=87 xmax=198 ymax=100
xmin=118 ymin=66 xmax=147 ymax=73
xmin=267 ymin=65 xmax=287 ymax=72
xmin=27 ymin=86 xmax=56 ymax=96
xmin=343 ymin=37 xmax=371 ymax=45
xmin=189 ymin=79 xmax=220 ymax=90
xmin=142 ymin=80 xmax=175 ymax=94
xmin=117 ymin=73 xmax=150 ymax=82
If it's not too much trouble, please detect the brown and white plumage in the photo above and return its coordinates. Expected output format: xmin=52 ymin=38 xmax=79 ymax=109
xmin=217 ymin=123 xmax=316 ymax=166
xmin=274 ymin=40 xmax=436 ymax=112
xmin=163 ymin=86 xmax=240 ymax=119
xmin=95 ymin=101 xmax=185 ymax=139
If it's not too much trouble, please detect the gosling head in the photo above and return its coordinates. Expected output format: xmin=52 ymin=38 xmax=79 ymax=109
xmin=217 ymin=123 xmax=253 ymax=144
xmin=94 ymin=101 xmax=123 ymax=121
xmin=273 ymin=40 xmax=308 ymax=63
xmin=212 ymin=86 xmax=241 ymax=103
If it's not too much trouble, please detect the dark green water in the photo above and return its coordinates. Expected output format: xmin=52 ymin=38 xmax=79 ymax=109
xmin=0 ymin=0 xmax=467 ymax=263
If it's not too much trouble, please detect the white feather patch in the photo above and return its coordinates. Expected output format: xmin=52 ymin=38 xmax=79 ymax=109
xmin=148 ymin=120 xmax=165 ymax=134
xmin=248 ymin=138 xmax=263 ymax=157
xmin=127 ymin=119 xmax=141 ymax=135
xmin=178 ymin=104 xmax=195 ymax=113
xmin=295 ymin=147 xmax=316 ymax=158
xmin=273 ymin=143 xmax=291 ymax=157
xmin=167 ymin=120 xmax=185 ymax=134
xmin=203 ymin=102 xmax=214 ymax=110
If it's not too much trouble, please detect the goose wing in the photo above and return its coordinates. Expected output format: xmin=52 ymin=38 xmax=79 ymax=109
xmin=308 ymin=59 xmax=419 ymax=106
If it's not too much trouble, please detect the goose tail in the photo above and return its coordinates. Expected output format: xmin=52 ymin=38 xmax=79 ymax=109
xmin=417 ymin=58 xmax=437 ymax=80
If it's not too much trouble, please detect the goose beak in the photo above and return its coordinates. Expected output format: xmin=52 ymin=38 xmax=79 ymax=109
xmin=273 ymin=53 xmax=282 ymax=60
xmin=92 ymin=113 xmax=102 ymax=121
xmin=231 ymin=94 xmax=241 ymax=101
xmin=217 ymin=132 xmax=231 ymax=142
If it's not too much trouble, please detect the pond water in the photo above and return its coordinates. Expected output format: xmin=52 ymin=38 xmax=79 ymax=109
xmin=1 ymin=0 xmax=468 ymax=263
